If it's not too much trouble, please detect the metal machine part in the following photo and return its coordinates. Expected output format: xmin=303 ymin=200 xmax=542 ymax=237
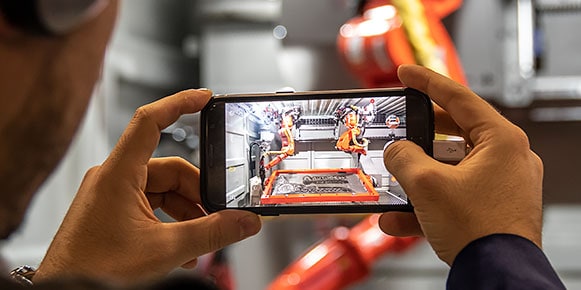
xmin=536 ymin=0 xmax=581 ymax=11
xmin=495 ymin=0 xmax=581 ymax=106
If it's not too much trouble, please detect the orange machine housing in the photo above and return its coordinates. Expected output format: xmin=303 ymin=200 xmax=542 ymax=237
xmin=337 ymin=0 xmax=466 ymax=87
xmin=336 ymin=111 xmax=369 ymax=155
xmin=267 ymin=1 xmax=468 ymax=289
xmin=265 ymin=114 xmax=296 ymax=170
xmin=267 ymin=215 xmax=419 ymax=290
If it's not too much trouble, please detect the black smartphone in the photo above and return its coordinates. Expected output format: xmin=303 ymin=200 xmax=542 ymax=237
xmin=200 ymin=88 xmax=434 ymax=215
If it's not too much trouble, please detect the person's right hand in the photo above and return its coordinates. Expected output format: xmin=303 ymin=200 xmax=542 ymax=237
xmin=34 ymin=89 xmax=262 ymax=285
xmin=379 ymin=64 xmax=544 ymax=266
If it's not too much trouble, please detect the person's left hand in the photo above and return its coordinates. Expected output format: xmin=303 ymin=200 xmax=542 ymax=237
xmin=34 ymin=89 xmax=262 ymax=285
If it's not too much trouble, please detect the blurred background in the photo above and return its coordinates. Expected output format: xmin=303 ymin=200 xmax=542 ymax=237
xmin=2 ymin=0 xmax=581 ymax=289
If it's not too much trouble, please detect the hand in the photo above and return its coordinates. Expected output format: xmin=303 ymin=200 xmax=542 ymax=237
xmin=379 ymin=65 xmax=543 ymax=265
xmin=34 ymin=89 xmax=262 ymax=284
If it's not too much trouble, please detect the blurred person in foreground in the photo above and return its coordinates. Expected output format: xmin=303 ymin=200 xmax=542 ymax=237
xmin=0 ymin=1 xmax=260 ymax=289
xmin=0 ymin=0 xmax=566 ymax=289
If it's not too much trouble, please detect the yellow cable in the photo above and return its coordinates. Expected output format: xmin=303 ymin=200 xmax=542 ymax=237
xmin=392 ymin=0 xmax=449 ymax=77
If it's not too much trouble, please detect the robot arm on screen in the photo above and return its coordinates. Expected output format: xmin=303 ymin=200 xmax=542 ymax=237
xmin=264 ymin=107 xmax=301 ymax=170
xmin=335 ymin=103 xmax=375 ymax=155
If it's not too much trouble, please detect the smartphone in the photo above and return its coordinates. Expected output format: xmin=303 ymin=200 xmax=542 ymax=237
xmin=200 ymin=88 xmax=434 ymax=215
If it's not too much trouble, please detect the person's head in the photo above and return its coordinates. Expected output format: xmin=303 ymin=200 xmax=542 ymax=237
xmin=0 ymin=0 xmax=118 ymax=239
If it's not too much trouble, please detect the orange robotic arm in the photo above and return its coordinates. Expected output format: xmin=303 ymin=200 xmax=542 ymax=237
xmin=268 ymin=1 xmax=468 ymax=288
xmin=335 ymin=111 xmax=369 ymax=155
xmin=267 ymin=215 xmax=419 ymax=290
xmin=265 ymin=126 xmax=295 ymax=156
xmin=350 ymin=128 xmax=369 ymax=148
xmin=423 ymin=0 xmax=463 ymax=18
xmin=265 ymin=115 xmax=296 ymax=170
xmin=337 ymin=0 xmax=466 ymax=87
xmin=336 ymin=127 xmax=368 ymax=155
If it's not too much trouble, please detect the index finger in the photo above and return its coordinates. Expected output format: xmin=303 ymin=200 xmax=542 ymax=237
xmin=398 ymin=65 xmax=505 ymax=145
xmin=106 ymin=89 xmax=212 ymax=169
xmin=434 ymin=104 xmax=463 ymax=137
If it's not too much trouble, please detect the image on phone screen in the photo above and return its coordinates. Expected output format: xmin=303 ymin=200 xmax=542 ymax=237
xmin=223 ymin=95 xmax=408 ymax=209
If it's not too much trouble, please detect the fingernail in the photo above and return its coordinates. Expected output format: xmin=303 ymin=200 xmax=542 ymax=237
xmin=238 ymin=214 xmax=261 ymax=238
xmin=197 ymin=88 xmax=213 ymax=95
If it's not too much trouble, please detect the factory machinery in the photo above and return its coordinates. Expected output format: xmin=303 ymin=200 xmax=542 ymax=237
xmin=227 ymin=96 xmax=408 ymax=208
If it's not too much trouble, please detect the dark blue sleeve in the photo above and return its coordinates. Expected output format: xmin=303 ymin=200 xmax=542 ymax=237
xmin=447 ymin=234 xmax=566 ymax=290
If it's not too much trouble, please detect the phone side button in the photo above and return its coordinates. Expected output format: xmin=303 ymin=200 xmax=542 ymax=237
xmin=275 ymin=88 xmax=295 ymax=94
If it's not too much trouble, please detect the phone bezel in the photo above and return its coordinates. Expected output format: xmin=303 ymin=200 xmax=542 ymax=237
xmin=200 ymin=87 xmax=434 ymax=215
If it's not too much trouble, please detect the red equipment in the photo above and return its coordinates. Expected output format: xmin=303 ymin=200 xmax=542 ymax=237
xmin=336 ymin=111 xmax=369 ymax=155
xmin=267 ymin=215 xmax=419 ymax=290
xmin=265 ymin=113 xmax=297 ymax=170
xmin=336 ymin=0 xmax=466 ymax=88
xmin=268 ymin=1 xmax=468 ymax=289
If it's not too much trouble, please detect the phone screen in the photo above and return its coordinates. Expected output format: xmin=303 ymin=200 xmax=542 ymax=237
xmin=201 ymin=89 xmax=433 ymax=214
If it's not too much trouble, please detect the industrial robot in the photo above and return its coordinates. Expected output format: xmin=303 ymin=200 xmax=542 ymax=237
xmin=267 ymin=0 xmax=468 ymax=289
xmin=334 ymin=102 xmax=376 ymax=156
xmin=263 ymin=107 xmax=301 ymax=170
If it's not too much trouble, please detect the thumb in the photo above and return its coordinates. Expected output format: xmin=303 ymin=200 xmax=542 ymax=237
xmin=166 ymin=210 xmax=261 ymax=264
xmin=383 ymin=140 xmax=443 ymax=199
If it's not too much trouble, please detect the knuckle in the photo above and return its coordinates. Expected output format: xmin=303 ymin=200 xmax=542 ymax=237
xmin=205 ymin=215 xmax=229 ymax=250
xmin=77 ymin=166 xmax=103 ymax=192
xmin=166 ymin=156 xmax=190 ymax=166
xmin=412 ymin=166 xmax=442 ymax=187
xmin=151 ymin=156 xmax=186 ymax=165
xmin=529 ymin=151 xmax=544 ymax=175
xmin=132 ymin=105 xmax=154 ymax=126
xmin=510 ymin=126 xmax=531 ymax=148
xmin=488 ymin=124 xmax=544 ymax=180
xmin=506 ymin=125 xmax=530 ymax=148
xmin=493 ymin=124 xmax=532 ymax=153
xmin=401 ymin=167 xmax=445 ymax=203
xmin=85 ymin=165 xmax=101 ymax=176
xmin=160 ymin=156 xmax=196 ymax=173
xmin=82 ymin=165 xmax=102 ymax=181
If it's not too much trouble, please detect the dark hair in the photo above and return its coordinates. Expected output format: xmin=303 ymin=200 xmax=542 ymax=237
xmin=0 ymin=0 xmax=51 ymax=35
